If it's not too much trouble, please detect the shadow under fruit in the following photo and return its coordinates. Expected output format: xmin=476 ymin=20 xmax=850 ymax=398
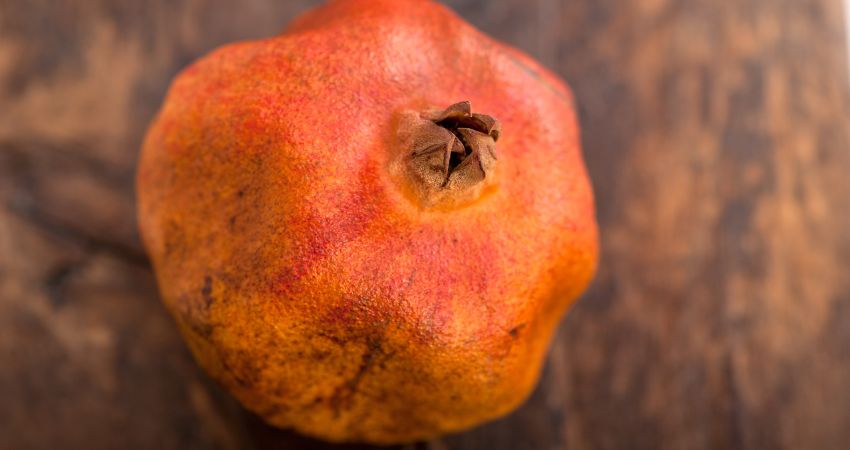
xmin=136 ymin=0 xmax=598 ymax=444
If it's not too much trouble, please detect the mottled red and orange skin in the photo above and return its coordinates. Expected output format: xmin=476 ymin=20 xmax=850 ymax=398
xmin=137 ymin=0 xmax=597 ymax=444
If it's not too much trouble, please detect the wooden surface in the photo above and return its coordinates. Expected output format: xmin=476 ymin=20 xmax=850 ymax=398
xmin=2 ymin=0 xmax=850 ymax=449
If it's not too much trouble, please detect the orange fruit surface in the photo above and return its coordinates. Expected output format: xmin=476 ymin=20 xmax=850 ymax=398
xmin=137 ymin=0 xmax=598 ymax=443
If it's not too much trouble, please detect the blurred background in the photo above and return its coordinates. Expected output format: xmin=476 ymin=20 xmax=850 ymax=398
xmin=1 ymin=1 xmax=849 ymax=449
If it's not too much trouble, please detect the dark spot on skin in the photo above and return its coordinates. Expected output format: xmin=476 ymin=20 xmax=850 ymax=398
xmin=221 ymin=355 xmax=258 ymax=389
xmin=180 ymin=276 xmax=216 ymax=338
xmin=201 ymin=275 xmax=213 ymax=308
xmin=509 ymin=323 xmax=527 ymax=338
xmin=260 ymin=403 xmax=287 ymax=418
xmin=236 ymin=189 xmax=245 ymax=198
xmin=186 ymin=317 xmax=213 ymax=339
xmin=316 ymin=331 xmax=347 ymax=346
xmin=311 ymin=349 xmax=331 ymax=361
xmin=160 ymin=218 xmax=190 ymax=259
xmin=404 ymin=268 xmax=417 ymax=289
xmin=328 ymin=338 xmax=384 ymax=415
xmin=176 ymin=290 xmax=213 ymax=338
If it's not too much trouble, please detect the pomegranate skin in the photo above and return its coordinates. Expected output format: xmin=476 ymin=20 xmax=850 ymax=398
xmin=137 ymin=0 xmax=598 ymax=444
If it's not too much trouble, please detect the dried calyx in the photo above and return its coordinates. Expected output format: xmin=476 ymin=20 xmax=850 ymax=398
xmin=404 ymin=101 xmax=500 ymax=207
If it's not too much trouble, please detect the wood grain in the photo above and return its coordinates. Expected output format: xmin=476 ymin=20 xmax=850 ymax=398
xmin=2 ymin=0 xmax=849 ymax=449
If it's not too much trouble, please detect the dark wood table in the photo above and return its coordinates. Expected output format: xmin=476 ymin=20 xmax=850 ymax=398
xmin=2 ymin=1 xmax=849 ymax=449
